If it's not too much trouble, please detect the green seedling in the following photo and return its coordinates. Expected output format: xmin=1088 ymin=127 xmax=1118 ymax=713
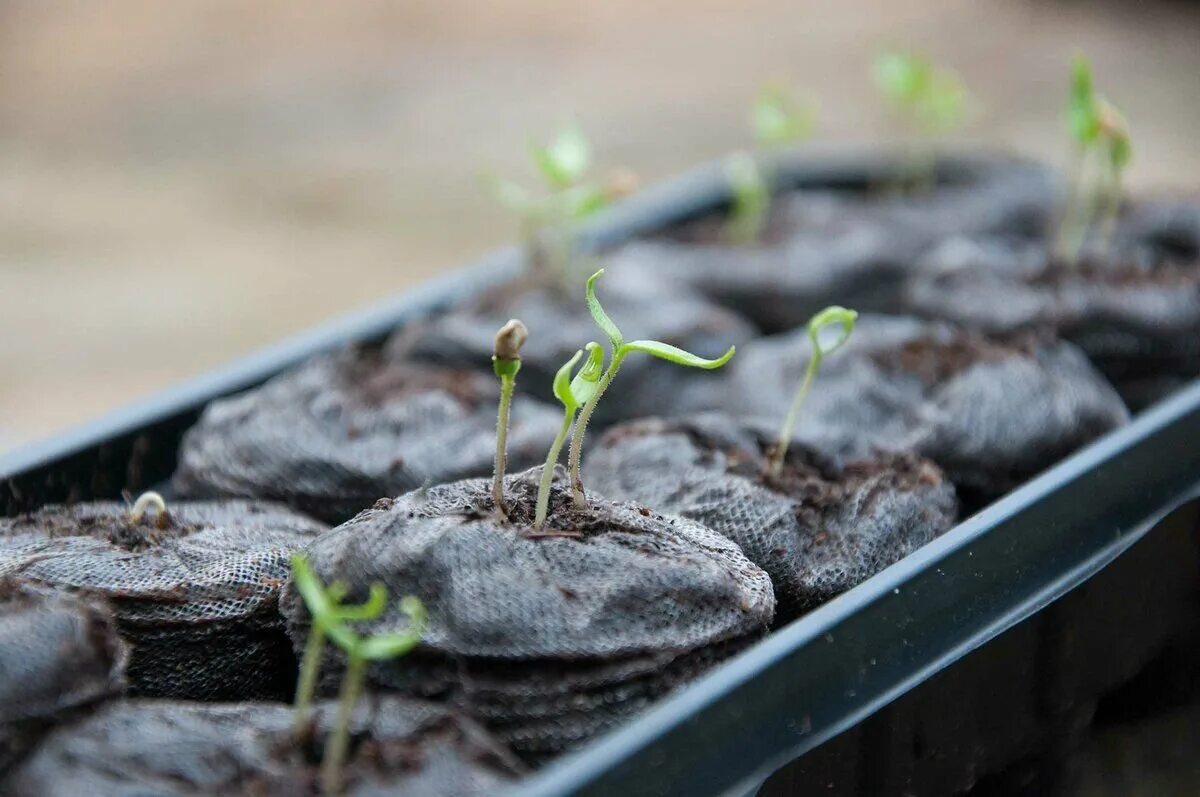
xmin=1052 ymin=54 xmax=1133 ymax=264
xmin=292 ymin=553 xmax=427 ymax=796
xmin=484 ymin=124 xmax=633 ymax=290
xmin=566 ymin=269 xmax=736 ymax=508
xmin=289 ymin=554 xmax=387 ymax=744
xmin=127 ymin=491 xmax=167 ymax=525
xmin=765 ymin=306 xmax=857 ymax=479
xmin=725 ymin=84 xmax=816 ymax=245
xmin=873 ymin=51 xmax=969 ymax=190
xmin=533 ymin=342 xmax=605 ymax=529
xmin=492 ymin=319 xmax=528 ymax=516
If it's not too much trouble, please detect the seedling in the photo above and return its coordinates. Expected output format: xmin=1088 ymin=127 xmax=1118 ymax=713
xmin=566 ymin=269 xmax=736 ymax=508
xmin=291 ymin=553 xmax=427 ymax=795
xmin=873 ymin=51 xmax=969 ymax=190
xmin=533 ymin=342 xmax=604 ymax=529
xmin=725 ymin=84 xmax=816 ymax=245
xmin=765 ymin=306 xmax=857 ymax=479
xmin=289 ymin=553 xmax=387 ymax=744
xmin=127 ymin=491 xmax=167 ymax=525
xmin=492 ymin=319 xmax=528 ymax=516
xmin=484 ymin=124 xmax=632 ymax=290
xmin=1052 ymin=54 xmax=1133 ymax=264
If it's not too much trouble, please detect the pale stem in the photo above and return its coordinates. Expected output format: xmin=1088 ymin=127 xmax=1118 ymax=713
xmin=534 ymin=412 xmax=576 ymax=529
xmin=567 ymin=355 xmax=624 ymax=508
xmin=1095 ymin=155 xmax=1121 ymax=255
xmin=493 ymin=373 xmax=515 ymax=514
xmin=1053 ymin=147 xmax=1090 ymax=265
xmin=320 ymin=650 xmax=367 ymax=797
xmin=293 ymin=623 xmax=326 ymax=742
xmin=768 ymin=353 xmax=820 ymax=478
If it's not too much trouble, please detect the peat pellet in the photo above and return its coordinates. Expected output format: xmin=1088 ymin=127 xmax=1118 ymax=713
xmin=0 ymin=500 xmax=326 ymax=701
xmin=716 ymin=315 xmax=1130 ymax=507
xmin=604 ymin=155 xmax=1058 ymax=333
xmin=587 ymin=415 xmax=958 ymax=620
xmin=173 ymin=348 xmax=563 ymax=523
xmin=280 ymin=467 xmax=774 ymax=762
xmin=394 ymin=279 xmax=756 ymax=426
xmin=2 ymin=696 xmax=523 ymax=797
xmin=905 ymin=213 xmax=1200 ymax=410
xmin=0 ymin=580 xmax=127 ymax=774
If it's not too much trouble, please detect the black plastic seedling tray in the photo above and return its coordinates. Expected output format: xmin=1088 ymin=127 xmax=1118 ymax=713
xmin=4 ymin=149 xmax=1199 ymax=797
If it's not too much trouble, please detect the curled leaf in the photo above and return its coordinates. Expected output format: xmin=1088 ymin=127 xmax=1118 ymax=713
xmin=570 ymin=342 xmax=606 ymax=407
xmin=552 ymin=350 xmax=584 ymax=410
xmin=807 ymin=306 xmax=858 ymax=360
xmin=621 ymin=340 xmax=736 ymax=370
xmin=585 ymin=269 xmax=623 ymax=351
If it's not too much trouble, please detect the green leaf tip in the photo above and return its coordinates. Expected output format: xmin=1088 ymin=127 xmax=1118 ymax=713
xmin=622 ymin=340 xmax=736 ymax=370
xmin=752 ymin=84 xmax=815 ymax=148
xmin=874 ymin=51 xmax=930 ymax=106
xmin=874 ymin=50 xmax=968 ymax=134
xmin=531 ymin=124 xmax=592 ymax=190
xmin=1069 ymin=53 xmax=1100 ymax=146
xmin=585 ymin=269 xmax=623 ymax=351
xmin=807 ymin=306 xmax=858 ymax=359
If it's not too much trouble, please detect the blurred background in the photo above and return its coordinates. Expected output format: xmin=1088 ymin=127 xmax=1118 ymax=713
xmin=3 ymin=0 xmax=1200 ymax=453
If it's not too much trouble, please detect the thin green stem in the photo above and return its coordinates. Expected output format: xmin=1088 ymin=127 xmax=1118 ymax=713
xmin=493 ymin=373 xmax=515 ymax=514
xmin=293 ymin=624 xmax=326 ymax=742
xmin=1053 ymin=147 xmax=1090 ymax=265
xmin=535 ymin=412 xmax=575 ymax=529
xmin=567 ymin=354 xmax=624 ymax=508
xmin=1096 ymin=153 xmax=1121 ymax=255
xmin=768 ymin=354 xmax=820 ymax=478
xmin=320 ymin=650 xmax=366 ymax=797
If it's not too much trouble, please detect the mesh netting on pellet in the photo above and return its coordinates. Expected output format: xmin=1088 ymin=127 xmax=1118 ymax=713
xmin=587 ymin=414 xmax=959 ymax=620
xmin=3 ymin=695 xmax=523 ymax=797
xmin=173 ymin=348 xmax=564 ymax=523
xmin=708 ymin=315 xmax=1130 ymax=508
xmin=0 ymin=501 xmax=326 ymax=701
xmin=905 ymin=199 xmax=1200 ymax=411
xmin=0 ymin=579 xmax=127 ymax=774
xmin=280 ymin=467 xmax=774 ymax=761
xmin=603 ymin=155 xmax=1059 ymax=332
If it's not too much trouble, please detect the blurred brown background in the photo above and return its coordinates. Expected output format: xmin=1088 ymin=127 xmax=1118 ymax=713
xmin=3 ymin=0 xmax=1200 ymax=453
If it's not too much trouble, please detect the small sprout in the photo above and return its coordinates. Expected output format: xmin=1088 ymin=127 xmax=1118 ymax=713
xmin=492 ymin=319 xmax=528 ymax=516
xmin=320 ymin=594 xmax=426 ymax=796
xmin=483 ymin=124 xmax=631 ymax=290
xmin=1053 ymin=54 xmax=1133 ymax=264
xmin=726 ymin=84 xmax=816 ymax=245
xmin=290 ymin=553 xmax=388 ymax=745
xmin=566 ymin=270 xmax=736 ymax=508
xmin=766 ymin=306 xmax=857 ymax=479
xmin=873 ymin=51 xmax=969 ymax=191
xmin=127 ymin=491 xmax=167 ymax=526
xmin=534 ymin=342 xmax=604 ymax=529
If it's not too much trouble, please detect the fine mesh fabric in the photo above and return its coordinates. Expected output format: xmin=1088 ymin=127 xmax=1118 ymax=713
xmin=280 ymin=467 xmax=774 ymax=760
xmin=905 ymin=203 xmax=1200 ymax=410
xmin=394 ymin=277 xmax=756 ymax=426
xmin=173 ymin=348 xmax=564 ymax=523
xmin=604 ymin=155 xmax=1058 ymax=332
xmin=0 ymin=580 xmax=127 ymax=774
xmin=0 ymin=501 xmax=327 ymax=701
xmin=587 ymin=415 xmax=959 ymax=619
xmin=3 ymin=696 xmax=523 ymax=797
xmin=708 ymin=315 xmax=1130 ymax=507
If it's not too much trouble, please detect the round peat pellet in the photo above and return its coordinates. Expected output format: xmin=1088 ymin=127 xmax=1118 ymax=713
xmin=0 ymin=500 xmax=326 ymax=701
